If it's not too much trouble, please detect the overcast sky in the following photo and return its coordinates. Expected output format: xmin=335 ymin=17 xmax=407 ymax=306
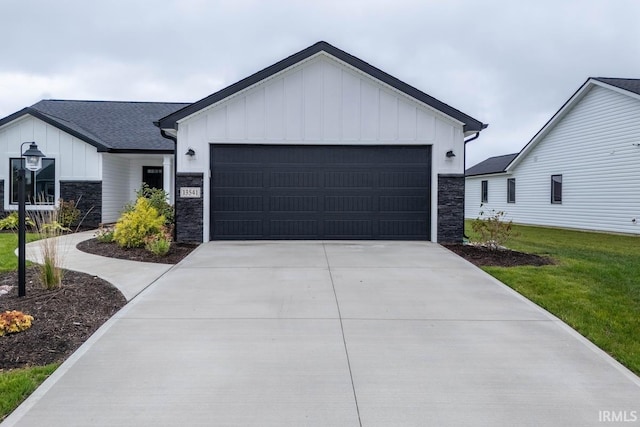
xmin=2 ymin=0 xmax=638 ymax=166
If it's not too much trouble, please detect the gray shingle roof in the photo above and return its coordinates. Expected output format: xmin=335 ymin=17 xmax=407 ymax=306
xmin=593 ymin=78 xmax=640 ymax=96
xmin=157 ymin=41 xmax=487 ymax=133
xmin=466 ymin=153 xmax=518 ymax=176
xmin=0 ymin=100 xmax=189 ymax=152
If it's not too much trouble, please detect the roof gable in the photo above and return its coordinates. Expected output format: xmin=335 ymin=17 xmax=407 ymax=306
xmin=466 ymin=153 xmax=518 ymax=176
xmin=157 ymin=41 xmax=486 ymax=133
xmin=0 ymin=100 xmax=189 ymax=152
xmin=506 ymin=77 xmax=640 ymax=172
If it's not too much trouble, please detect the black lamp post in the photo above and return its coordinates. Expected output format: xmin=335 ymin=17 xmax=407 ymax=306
xmin=18 ymin=142 xmax=46 ymax=297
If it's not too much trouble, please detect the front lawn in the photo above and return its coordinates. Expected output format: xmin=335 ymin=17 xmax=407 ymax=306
xmin=466 ymin=222 xmax=640 ymax=376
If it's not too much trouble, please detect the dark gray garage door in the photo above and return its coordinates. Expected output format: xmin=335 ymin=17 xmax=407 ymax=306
xmin=210 ymin=145 xmax=431 ymax=240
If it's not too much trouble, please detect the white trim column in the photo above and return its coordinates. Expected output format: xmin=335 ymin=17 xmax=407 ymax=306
xmin=163 ymin=155 xmax=173 ymax=204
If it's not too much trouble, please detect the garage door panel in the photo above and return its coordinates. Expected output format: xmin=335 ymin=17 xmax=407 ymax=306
xmin=325 ymin=196 xmax=373 ymax=212
xmin=211 ymin=145 xmax=431 ymax=240
xmin=379 ymin=195 xmax=429 ymax=212
xmin=213 ymin=195 xmax=263 ymax=212
xmin=213 ymin=170 xmax=263 ymax=188
xmin=269 ymin=195 xmax=319 ymax=212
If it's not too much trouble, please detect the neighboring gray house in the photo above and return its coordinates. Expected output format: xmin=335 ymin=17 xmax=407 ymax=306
xmin=0 ymin=100 xmax=188 ymax=226
xmin=157 ymin=41 xmax=486 ymax=243
xmin=466 ymin=77 xmax=640 ymax=235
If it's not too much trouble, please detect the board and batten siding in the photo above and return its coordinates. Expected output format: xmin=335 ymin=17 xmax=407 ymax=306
xmin=175 ymin=53 xmax=466 ymax=242
xmin=0 ymin=115 xmax=100 ymax=210
xmin=465 ymin=85 xmax=640 ymax=235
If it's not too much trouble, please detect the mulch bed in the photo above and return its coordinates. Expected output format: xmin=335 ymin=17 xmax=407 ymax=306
xmin=76 ymin=238 xmax=198 ymax=264
xmin=0 ymin=267 xmax=126 ymax=370
xmin=443 ymin=244 xmax=555 ymax=267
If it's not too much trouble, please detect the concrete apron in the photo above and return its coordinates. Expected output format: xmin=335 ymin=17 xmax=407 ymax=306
xmin=4 ymin=241 xmax=640 ymax=427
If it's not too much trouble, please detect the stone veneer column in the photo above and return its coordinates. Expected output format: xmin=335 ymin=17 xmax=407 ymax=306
xmin=175 ymin=173 xmax=204 ymax=243
xmin=59 ymin=181 xmax=102 ymax=227
xmin=437 ymin=174 xmax=465 ymax=243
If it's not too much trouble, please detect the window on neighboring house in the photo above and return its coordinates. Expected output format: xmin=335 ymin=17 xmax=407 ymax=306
xmin=481 ymin=180 xmax=488 ymax=203
xmin=10 ymin=158 xmax=56 ymax=205
xmin=551 ymin=174 xmax=562 ymax=204
xmin=507 ymin=178 xmax=516 ymax=203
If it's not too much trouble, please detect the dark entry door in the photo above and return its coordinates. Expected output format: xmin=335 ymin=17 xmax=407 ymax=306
xmin=142 ymin=166 xmax=163 ymax=190
xmin=210 ymin=144 xmax=431 ymax=240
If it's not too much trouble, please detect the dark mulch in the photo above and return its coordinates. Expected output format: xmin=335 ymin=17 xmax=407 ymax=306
xmin=0 ymin=267 xmax=126 ymax=370
xmin=443 ymin=244 xmax=555 ymax=267
xmin=77 ymin=238 xmax=198 ymax=264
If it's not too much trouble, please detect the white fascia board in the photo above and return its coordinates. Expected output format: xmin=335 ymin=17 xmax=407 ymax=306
xmin=591 ymin=79 xmax=640 ymax=102
xmin=465 ymin=172 xmax=510 ymax=179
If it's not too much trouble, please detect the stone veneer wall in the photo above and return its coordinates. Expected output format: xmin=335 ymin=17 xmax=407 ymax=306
xmin=175 ymin=173 xmax=204 ymax=243
xmin=437 ymin=174 xmax=465 ymax=243
xmin=59 ymin=181 xmax=102 ymax=227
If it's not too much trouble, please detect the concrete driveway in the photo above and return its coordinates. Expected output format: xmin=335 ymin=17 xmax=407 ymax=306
xmin=4 ymin=241 xmax=640 ymax=426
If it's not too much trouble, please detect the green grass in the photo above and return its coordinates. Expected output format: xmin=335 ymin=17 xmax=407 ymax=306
xmin=466 ymin=221 xmax=640 ymax=375
xmin=0 ymin=232 xmax=52 ymax=420
xmin=0 ymin=364 xmax=59 ymax=421
xmin=0 ymin=232 xmax=40 ymax=273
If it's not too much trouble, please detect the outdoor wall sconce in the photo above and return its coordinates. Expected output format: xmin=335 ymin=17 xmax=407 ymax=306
xmin=185 ymin=148 xmax=196 ymax=158
xmin=446 ymin=150 xmax=456 ymax=158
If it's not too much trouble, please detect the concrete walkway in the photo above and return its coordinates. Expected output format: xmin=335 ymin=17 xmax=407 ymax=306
xmin=22 ymin=230 xmax=172 ymax=300
xmin=3 ymin=241 xmax=640 ymax=426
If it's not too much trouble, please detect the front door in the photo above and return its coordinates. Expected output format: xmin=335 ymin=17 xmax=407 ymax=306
xmin=142 ymin=166 xmax=163 ymax=190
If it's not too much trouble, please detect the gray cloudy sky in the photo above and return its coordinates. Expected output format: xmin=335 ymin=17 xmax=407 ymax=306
xmin=2 ymin=0 xmax=638 ymax=166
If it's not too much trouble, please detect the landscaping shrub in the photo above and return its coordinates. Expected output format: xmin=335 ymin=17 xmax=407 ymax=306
xmin=31 ymin=205 xmax=67 ymax=290
xmin=133 ymin=184 xmax=174 ymax=227
xmin=95 ymin=225 xmax=115 ymax=243
xmin=0 ymin=212 xmax=34 ymax=232
xmin=0 ymin=311 xmax=34 ymax=336
xmin=113 ymin=198 xmax=165 ymax=248
xmin=144 ymin=234 xmax=171 ymax=256
xmin=57 ymin=199 xmax=81 ymax=228
xmin=471 ymin=206 xmax=514 ymax=250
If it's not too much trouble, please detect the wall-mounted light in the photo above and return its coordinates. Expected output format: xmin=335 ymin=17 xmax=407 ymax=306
xmin=445 ymin=150 xmax=456 ymax=158
xmin=185 ymin=148 xmax=196 ymax=158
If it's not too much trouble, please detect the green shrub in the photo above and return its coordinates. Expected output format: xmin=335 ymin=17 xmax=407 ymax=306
xmin=0 ymin=212 xmax=35 ymax=231
xmin=471 ymin=206 xmax=514 ymax=250
xmin=144 ymin=234 xmax=171 ymax=256
xmin=134 ymin=184 xmax=174 ymax=226
xmin=58 ymin=199 xmax=81 ymax=228
xmin=95 ymin=226 xmax=115 ymax=243
xmin=113 ymin=198 xmax=165 ymax=248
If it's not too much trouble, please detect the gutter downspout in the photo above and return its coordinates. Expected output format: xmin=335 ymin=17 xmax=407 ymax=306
xmin=160 ymin=129 xmax=178 ymax=242
xmin=462 ymin=131 xmax=481 ymax=240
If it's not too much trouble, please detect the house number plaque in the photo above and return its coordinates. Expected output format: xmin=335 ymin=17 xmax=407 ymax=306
xmin=180 ymin=187 xmax=201 ymax=198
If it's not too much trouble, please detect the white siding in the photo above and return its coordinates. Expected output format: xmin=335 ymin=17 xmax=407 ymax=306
xmin=176 ymin=54 xmax=465 ymax=175
xmin=465 ymin=85 xmax=640 ymax=234
xmin=101 ymin=154 xmax=167 ymax=223
xmin=101 ymin=155 xmax=132 ymax=223
xmin=0 ymin=115 xmax=100 ymax=211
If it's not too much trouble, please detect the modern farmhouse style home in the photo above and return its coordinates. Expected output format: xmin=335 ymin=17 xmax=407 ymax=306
xmin=157 ymin=41 xmax=486 ymax=242
xmin=466 ymin=77 xmax=640 ymax=235
xmin=0 ymin=41 xmax=486 ymax=242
